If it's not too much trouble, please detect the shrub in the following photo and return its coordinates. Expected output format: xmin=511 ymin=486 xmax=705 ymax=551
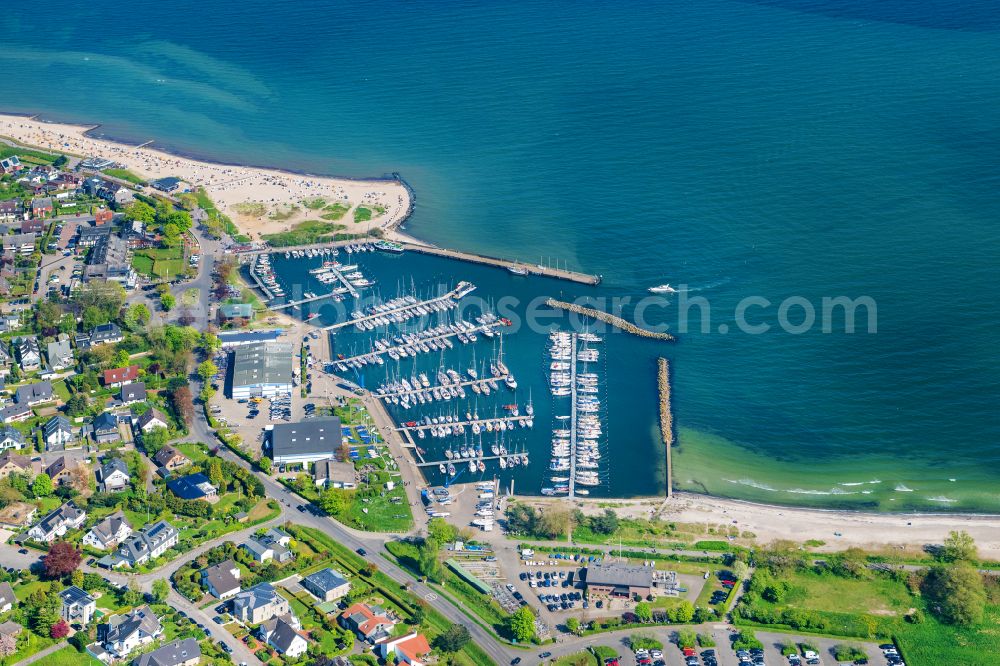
xmin=833 ymin=645 xmax=868 ymax=661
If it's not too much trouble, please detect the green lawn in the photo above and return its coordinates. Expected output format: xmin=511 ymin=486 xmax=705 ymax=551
xmin=321 ymin=202 xmax=350 ymax=220
xmin=28 ymin=646 xmax=102 ymax=666
xmin=780 ymin=570 xmax=913 ymax=616
xmin=0 ymin=633 xmax=59 ymax=666
xmin=103 ymin=168 xmax=146 ymax=185
xmin=353 ymin=206 xmax=372 ymax=223
xmin=133 ymin=246 xmax=185 ymax=278
xmin=175 ymin=442 xmax=208 ymax=463
xmin=51 ymin=379 xmax=71 ymax=402
xmin=342 ymin=483 xmax=413 ymax=532
xmin=261 ymin=219 xmax=346 ymax=247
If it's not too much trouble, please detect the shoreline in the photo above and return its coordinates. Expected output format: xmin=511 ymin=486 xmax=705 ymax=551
xmin=5 ymin=110 xmax=996 ymax=532
xmin=0 ymin=111 xmax=414 ymax=242
xmin=520 ymin=491 xmax=1000 ymax=557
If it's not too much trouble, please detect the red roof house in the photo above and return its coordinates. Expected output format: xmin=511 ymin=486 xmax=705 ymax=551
xmin=103 ymin=365 xmax=139 ymax=387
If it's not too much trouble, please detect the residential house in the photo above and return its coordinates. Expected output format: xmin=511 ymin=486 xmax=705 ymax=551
xmin=60 ymin=585 xmax=97 ymax=627
xmin=96 ymin=605 xmax=162 ymax=659
xmin=46 ymin=337 xmax=74 ymax=371
xmin=231 ymin=582 xmax=290 ymax=625
xmin=0 ymin=276 xmax=10 ymax=299
xmin=93 ymin=207 xmax=113 ymax=226
xmin=313 ymin=458 xmax=356 ymax=489
xmin=30 ymin=198 xmax=53 ymax=218
xmin=97 ymin=520 xmax=178 ymax=569
xmin=84 ymin=234 xmax=136 ymax=288
xmin=339 ymin=602 xmax=396 ymax=644
xmin=0 ymin=343 xmax=10 ymax=377
xmin=301 ymin=567 xmax=350 ymax=603
xmin=152 ymin=445 xmax=188 ymax=470
xmin=241 ymin=528 xmax=294 ymax=564
xmin=167 ymin=472 xmax=217 ymax=501
xmin=28 ymin=502 xmax=86 ymax=543
xmin=134 ymin=408 xmax=169 ymax=434
xmin=0 ymin=582 xmax=16 ymax=614
xmin=257 ymin=615 xmax=307 ymax=659
xmin=0 ymin=199 xmax=25 ymax=223
xmin=83 ymin=511 xmax=133 ymax=551
xmin=0 ymin=156 xmax=21 ymax=174
xmin=0 ymin=450 xmax=31 ymax=479
xmin=77 ymin=224 xmax=111 ymax=248
xmin=0 ymin=621 xmax=20 ymax=642
xmin=131 ymin=638 xmax=201 ymax=666
xmin=2 ymin=233 xmax=36 ymax=255
xmin=43 ymin=415 xmax=74 ymax=451
xmin=20 ymin=218 xmax=46 ymax=234
xmin=45 ymin=455 xmax=79 ymax=486
xmin=202 ymin=559 xmax=241 ymax=599
xmin=92 ymin=412 xmax=121 ymax=444
xmin=104 ymin=365 xmax=139 ymax=388
xmin=0 ymin=426 xmax=25 ymax=452
xmin=15 ymin=380 xmax=53 ymax=405
xmin=15 ymin=337 xmax=41 ymax=371
xmin=0 ymin=404 xmax=31 ymax=424
xmin=89 ymin=323 xmax=123 ymax=346
xmin=99 ymin=458 xmax=130 ymax=492
xmin=377 ymin=632 xmax=432 ymax=666
xmin=119 ymin=381 xmax=146 ymax=405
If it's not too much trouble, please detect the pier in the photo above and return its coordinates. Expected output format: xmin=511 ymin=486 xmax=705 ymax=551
xmin=323 ymin=283 xmax=472 ymax=331
xmin=568 ymin=334 xmax=579 ymax=499
xmin=248 ymin=265 xmax=275 ymax=300
xmin=396 ymin=415 xmax=530 ymax=432
xmin=400 ymin=242 xmax=602 ymax=285
xmin=269 ymin=291 xmax=343 ymax=311
xmin=323 ymin=262 xmax=360 ymax=299
xmin=546 ymin=299 xmax=676 ymax=341
xmin=375 ymin=375 xmax=507 ymax=400
xmin=658 ymin=357 xmax=674 ymax=499
xmin=333 ymin=323 xmax=500 ymax=364
xmin=414 ymin=454 xmax=525 ymax=468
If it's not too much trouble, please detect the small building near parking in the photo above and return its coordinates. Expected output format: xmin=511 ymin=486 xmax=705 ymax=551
xmin=269 ymin=417 xmax=342 ymax=467
xmin=582 ymin=562 xmax=679 ymax=599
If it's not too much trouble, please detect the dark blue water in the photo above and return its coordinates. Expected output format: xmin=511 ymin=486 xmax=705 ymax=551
xmin=4 ymin=1 xmax=1000 ymax=510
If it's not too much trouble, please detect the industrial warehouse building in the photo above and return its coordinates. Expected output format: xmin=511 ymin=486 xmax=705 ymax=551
xmin=227 ymin=342 xmax=293 ymax=399
xmin=269 ymin=417 xmax=343 ymax=467
xmin=582 ymin=562 xmax=679 ymax=598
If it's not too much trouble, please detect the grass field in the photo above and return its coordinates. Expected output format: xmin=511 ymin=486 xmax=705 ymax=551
xmin=103 ymin=168 xmax=145 ymax=185
xmin=321 ymin=202 xmax=350 ymax=220
xmin=342 ymin=482 xmax=413 ymax=532
xmin=780 ymin=570 xmax=913 ymax=616
xmin=554 ymin=652 xmax=600 ymax=666
xmin=133 ymin=246 xmax=185 ymax=278
xmin=261 ymin=219 xmax=346 ymax=247
xmin=353 ymin=206 xmax=372 ymax=222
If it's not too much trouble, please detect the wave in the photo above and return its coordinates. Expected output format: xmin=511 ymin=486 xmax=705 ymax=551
xmin=840 ymin=479 xmax=882 ymax=486
xmin=927 ymin=496 xmax=958 ymax=503
xmin=787 ymin=487 xmax=858 ymax=496
xmin=723 ymin=478 xmax=777 ymax=492
xmin=894 ymin=484 xmax=915 ymax=492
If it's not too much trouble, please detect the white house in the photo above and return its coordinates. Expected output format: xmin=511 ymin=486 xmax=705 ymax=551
xmin=27 ymin=502 xmax=86 ymax=543
xmin=202 ymin=560 xmax=241 ymax=599
xmin=377 ymin=632 xmax=432 ymax=666
xmin=257 ymin=615 xmax=307 ymax=659
xmin=96 ymin=605 xmax=162 ymax=659
xmin=82 ymin=511 xmax=132 ymax=550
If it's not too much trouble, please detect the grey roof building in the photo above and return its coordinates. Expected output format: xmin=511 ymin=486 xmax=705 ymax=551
xmin=83 ymin=511 xmax=133 ymax=550
xmin=119 ymin=381 xmax=146 ymax=405
xmin=228 ymin=341 xmax=293 ymax=399
xmin=59 ymin=585 xmax=96 ymax=626
xmin=97 ymin=520 xmax=178 ymax=569
xmin=232 ymin=582 xmax=290 ymax=625
xmin=15 ymin=380 xmax=52 ymax=405
xmin=202 ymin=559 xmax=241 ymax=599
xmin=0 ymin=426 xmax=25 ymax=452
xmin=301 ymin=567 xmax=350 ymax=602
xmin=270 ymin=417 xmax=342 ymax=466
xmin=43 ymin=415 xmax=73 ymax=451
xmin=132 ymin=638 xmax=201 ymax=666
xmin=46 ymin=338 xmax=73 ymax=370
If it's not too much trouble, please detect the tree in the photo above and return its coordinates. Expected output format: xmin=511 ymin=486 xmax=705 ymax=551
xmin=677 ymin=629 xmax=697 ymax=649
xmin=208 ymin=460 xmax=224 ymax=488
xmin=124 ymin=303 xmax=151 ymax=331
xmin=669 ymin=600 xmax=695 ymax=624
xmin=427 ymin=517 xmax=457 ymax=545
xmin=66 ymin=394 xmax=90 ymax=417
xmin=197 ymin=360 xmax=218 ymax=383
xmin=634 ymin=601 xmax=652 ymax=623
xmin=113 ymin=349 xmax=131 ymax=368
xmin=162 ymin=224 xmax=181 ymax=247
xmin=589 ymin=508 xmax=620 ymax=535
xmin=43 ymin=541 xmax=81 ymax=579
xmin=731 ymin=560 xmax=750 ymax=582
xmin=416 ymin=538 xmax=442 ymax=581
xmin=123 ymin=201 xmax=156 ymax=223
xmin=535 ymin=507 xmax=571 ymax=540
xmin=940 ymin=531 xmax=977 ymax=563
xmin=433 ymin=625 xmax=470 ymax=652
xmin=50 ymin=619 xmax=70 ymax=639
xmin=201 ymin=332 xmax=221 ymax=355
xmin=922 ymin=563 xmax=986 ymax=625
xmin=172 ymin=385 xmax=194 ymax=427
xmin=123 ymin=580 xmax=142 ymax=607
xmin=160 ymin=293 xmax=176 ymax=311
xmin=257 ymin=456 xmax=272 ymax=474
xmin=32 ymin=473 xmax=53 ymax=498
xmin=565 ymin=617 xmax=580 ymax=634
xmin=151 ymin=578 xmax=170 ymax=603
xmin=318 ymin=488 xmax=354 ymax=516
xmin=71 ymin=569 xmax=84 ymax=588
xmin=506 ymin=606 xmax=535 ymax=642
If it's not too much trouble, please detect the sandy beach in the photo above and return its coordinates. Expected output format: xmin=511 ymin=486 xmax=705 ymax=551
xmin=0 ymin=113 xmax=412 ymax=240
xmin=525 ymin=492 xmax=1000 ymax=558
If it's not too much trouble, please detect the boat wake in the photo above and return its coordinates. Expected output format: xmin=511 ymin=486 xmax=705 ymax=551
xmin=682 ymin=277 xmax=733 ymax=293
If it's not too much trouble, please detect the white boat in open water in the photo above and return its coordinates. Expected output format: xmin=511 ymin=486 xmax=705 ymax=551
xmin=648 ymin=283 xmax=676 ymax=294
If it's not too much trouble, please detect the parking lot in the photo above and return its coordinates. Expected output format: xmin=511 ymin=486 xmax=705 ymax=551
xmin=565 ymin=627 xmax=893 ymax=666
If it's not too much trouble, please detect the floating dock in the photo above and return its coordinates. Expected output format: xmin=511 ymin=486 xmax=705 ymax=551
xmin=269 ymin=291 xmax=343 ymax=311
xmin=323 ymin=282 xmax=473 ymax=331
xmin=375 ymin=375 xmax=507 ymax=400
xmin=396 ymin=415 xmax=530 ymax=432
xmin=568 ymin=334 xmax=579 ymax=499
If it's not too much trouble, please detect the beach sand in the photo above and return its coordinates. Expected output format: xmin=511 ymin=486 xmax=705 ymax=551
xmin=0 ymin=113 xmax=412 ymax=240
xmin=527 ymin=492 xmax=1000 ymax=558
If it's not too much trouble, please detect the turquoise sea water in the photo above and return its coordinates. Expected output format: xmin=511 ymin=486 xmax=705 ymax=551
xmin=3 ymin=1 xmax=999 ymax=511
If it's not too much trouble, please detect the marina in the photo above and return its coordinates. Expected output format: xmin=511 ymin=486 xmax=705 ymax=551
xmin=323 ymin=281 xmax=475 ymax=331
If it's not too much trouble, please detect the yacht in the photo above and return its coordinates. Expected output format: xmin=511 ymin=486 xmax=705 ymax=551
xmin=648 ymin=283 xmax=676 ymax=294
